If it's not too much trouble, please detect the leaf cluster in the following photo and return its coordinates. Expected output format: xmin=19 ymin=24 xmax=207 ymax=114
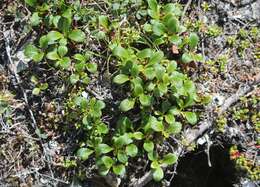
xmin=23 ymin=0 xmax=202 ymax=182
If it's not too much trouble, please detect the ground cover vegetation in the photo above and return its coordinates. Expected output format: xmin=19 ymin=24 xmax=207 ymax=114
xmin=0 ymin=0 xmax=259 ymax=186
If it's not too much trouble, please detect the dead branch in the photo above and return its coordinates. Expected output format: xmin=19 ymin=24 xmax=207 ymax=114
xmin=187 ymin=72 xmax=260 ymax=145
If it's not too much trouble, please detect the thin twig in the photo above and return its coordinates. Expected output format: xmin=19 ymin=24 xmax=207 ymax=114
xmin=36 ymin=172 xmax=69 ymax=184
xmin=181 ymin=0 xmax=193 ymax=23
xmin=3 ymin=30 xmax=55 ymax=179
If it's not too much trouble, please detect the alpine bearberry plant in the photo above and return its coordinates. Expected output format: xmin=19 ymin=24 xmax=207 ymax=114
xmin=23 ymin=0 xmax=203 ymax=183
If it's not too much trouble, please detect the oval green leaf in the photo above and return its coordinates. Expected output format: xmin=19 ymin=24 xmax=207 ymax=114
xmin=113 ymin=74 xmax=129 ymax=84
xmin=77 ymin=148 xmax=94 ymax=161
xmin=143 ymin=141 xmax=154 ymax=152
xmin=113 ymin=164 xmax=126 ymax=176
xmin=119 ymin=98 xmax=135 ymax=112
xmin=68 ymin=29 xmax=86 ymax=42
xmin=126 ymin=144 xmax=138 ymax=157
xmin=153 ymin=167 xmax=164 ymax=181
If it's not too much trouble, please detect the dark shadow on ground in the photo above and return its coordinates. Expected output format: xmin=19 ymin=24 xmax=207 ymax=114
xmin=171 ymin=145 xmax=238 ymax=187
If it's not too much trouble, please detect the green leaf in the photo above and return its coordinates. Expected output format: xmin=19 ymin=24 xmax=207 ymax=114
xmin=193 ymin=53 xmax=204 ymax=62
xmin=139 ymin=94 xmax=152 ymax=107
xmin=148 ymin=151 xmax=157 ymax=161
xmin=62 ymin=8 xmax=72 ymax=19
xmin=98 ymin=165 xmax=110 ymax=176
xmin=189 ymin=33 xmax=199 ymax=49
xmin=147 ymin=0 xmax=159 ymax=19
xmin=126 ymin=144 xmax=138 ymax=157
xmin=149 ymin=51 xmax=164 ymax=65
xmin=130 ymin=63 xmax=140 ymax=77
xmin=163 ymin=14 xmax=179 ymax=33
xmin=162 ymin=153 xmax=178 ymax=165
xmin=157 ymin=83 xmax=168 ymax=95
xmin=58 ymin=17 xmax=71 ymax=34
xmin=143 ymin=67 xmax=156 ymax=80
xmin=47 ymin=31 xmax=63 ymax=42
xmin=58 ymin=57 xmax=71 ymax=69
xmin=114 ymin=133 xmax=133 ymax=148
xmin=146 ymin=82 xmax=156 ymax=91
xmin=151 ymin=160 xmax=160 ymax=169
xmin=30 ymin=12 xmax=41 ymax=26
xmin=152 ymin=21 xmax=166 ymax=36
xmin=155 ymin=64 xmax=165 ymax=80
xmin=137 ymin=48 xmax=152 ymax=59
xmin=151 ymin=119 xmax=164 ymax=132
xmin=162 ymin=74 xmax=170 ymax=84
xmin=59 ymin=38 xmax=67 ymax=46
xmin=68 ymin=29 xmax=86 ymax=42
xmin=58 ymin=45 xmax=68 ymax=57
xmin=30 ymin=76 xmax=38 ymax=84
xmin=101 ymin=156 xmax=114 ymax=169
xmin=133 ymin=81 xmax=143 ymax=96
xmin=168 ymin=107 xmax=181 ymax=115
xmin=132 ymin=132 xmax=144 ymax=140
xmin=154 ymin=37 xmax=166 ymax=45
xmin=116 ymin=117 xmax=133 ymax=135
xmin=96 ymin=144 xmax=113 ymax=155
xmin=148 ymin=9 xmax=160 ymax=20
xmin=95 ymin=100 xmax=106 ymax=111
xmin=167 ymin=60 xmax=177 ymax=73
xmin=135 ymin=77 xmax=145 ymax=89
xmin=147 ymin=0 xmax=158 ymax=11
xmin=168 ymin=122 xmax=182 ymax=134
xmin=25 ymin=0 xmax=37 ymax=7
xmin=73 ymin=54 xmax=86 ymax=62
xmin=97 ymin=123 xmax=108 ymax=134
xmin=113 ymin=164 xmax=126 ymax=176
xmin=117 ymin=151 xmax=128 ymax=163
xmin=24 ymin=44 xmax=43 ymax=62
xmin=82 ymin=116 xmax=89 ymax=126
xmin=39 ymin=83 xmax=48 ymax=90
xmin=32 ymin=88 xmax=40 ymax=95
xmin=153 ymin=167 xmax=164 ymax=181
xmin=99 ymin=15 xmax=109 ymax=29
xmin=86 ymin=63 xmax=97 ymax=73
xmin=143 ymin=23 xmax=152 ymax=32
xmin=39 ymin=35 xmax=48 ymax=49
xmin=113 ymin=74 xmax=129 ymax=84
xmin=183 ymin=112 xmax=197 ymax=125
xmin=119 ymin=98 xmax=135 ymax=112
xmin=165 ymin=113 xmax=175 ymax=124
xmin=169 ymin=35 xmax=182 ymax=45
xmin=112 ymin=46 xmax=129 ymax=59
xmin=77 ymin=148 xmax=94 ymax=161
xmin=82 ymin=75 xmax=90 ymax=85
xmin=183 ymin=80 xmax=196 ymax=96
xmin=34 ymin=53 xmax=44 ymax=63
xmin=46 ymin=50 xmax=60 ymax=60
xmin=143 ymin=141 xmax=154 ymax=152
xmin=52 ymin=15 xmax=61 ymax=28
xmin=161 ymin=101 xmax=171 ymax=113
xmin=181 ymin=53 xmax=193 ymax=63
xmin=163 ymin=3 xmax=182 ymax=16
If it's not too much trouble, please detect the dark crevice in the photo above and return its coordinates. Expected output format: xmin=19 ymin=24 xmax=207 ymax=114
xmin=170 ymin=145 xmax=239 ymax=187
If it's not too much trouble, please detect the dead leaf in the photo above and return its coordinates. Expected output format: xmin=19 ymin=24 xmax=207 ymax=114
xmin=171 ymin=45 xmax=179 ymax=54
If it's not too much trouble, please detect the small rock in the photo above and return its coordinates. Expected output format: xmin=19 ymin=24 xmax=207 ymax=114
xmin=242 ymin=180 xmax=256 ymax=187
xmin=212 ymin=94 xmax=225 ymax=106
